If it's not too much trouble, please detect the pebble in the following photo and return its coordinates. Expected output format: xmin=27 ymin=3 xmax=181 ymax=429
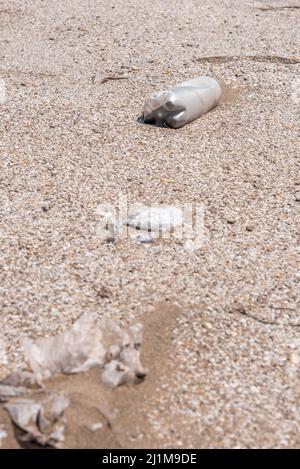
xmin=289 ymin=352 xmax=300 ymax=365
xmin=88 ymin=422 xmax=103 ymax=432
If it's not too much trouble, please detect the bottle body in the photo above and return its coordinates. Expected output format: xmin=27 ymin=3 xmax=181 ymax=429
xmin=143 ymin=76 xmax=222 ymax=129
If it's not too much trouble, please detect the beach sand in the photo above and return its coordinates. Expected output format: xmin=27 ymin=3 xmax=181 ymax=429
xmin=0 ymin=0 xmax=299 ymax=448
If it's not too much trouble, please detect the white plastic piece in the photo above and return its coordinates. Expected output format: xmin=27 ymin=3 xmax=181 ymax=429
xmin=126 ymin=206 xmax=183 ymax=232
xmin=136 ymin=234 xmax=154 ymax=243
xmin=143 ymin=76 xmax=221 ymax=129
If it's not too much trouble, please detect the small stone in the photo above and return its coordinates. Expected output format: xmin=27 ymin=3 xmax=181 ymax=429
xmin=226 ymin=217 xmax=236 ymax=224
xmin=88 ymin=422 xmax=103 ymax=432
xmin=282 ymin=123 xmax=294 ymax=130
xmin=183 ymin=239 xmax=202 ymax=252
xmin=246 ymin=224 xmax=254 ymax=232
xmin=96 ymin=286 xmax=111 ymax=299
xmin=203 ymin=322 xmax=213 ymax=330
xmin=289 ymin=352 xmax=300 ymax=364
xmin=295 ymin=193 xmax=300 ymax=202
xmin=160 ymin=177 xmax=175 ymax=184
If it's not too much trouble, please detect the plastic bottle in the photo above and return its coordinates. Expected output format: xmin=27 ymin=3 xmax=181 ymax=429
xmin=142 ymin=76 xmax=221 ymax=129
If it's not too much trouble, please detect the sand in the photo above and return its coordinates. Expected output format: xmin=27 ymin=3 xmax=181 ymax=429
xmin=0 ymin=0 xmax=299 ymax=448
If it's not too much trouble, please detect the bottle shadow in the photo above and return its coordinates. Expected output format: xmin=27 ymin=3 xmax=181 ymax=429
xmin=136 ymin=115 xmax=168 ymax=128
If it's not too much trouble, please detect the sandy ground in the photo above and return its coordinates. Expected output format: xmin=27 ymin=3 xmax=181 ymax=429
xmin=0 ymin=0 xmax=299 ymax=448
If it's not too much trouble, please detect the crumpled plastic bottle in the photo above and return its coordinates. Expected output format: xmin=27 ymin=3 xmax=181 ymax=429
xmin=142 ymin=76 xmax=221 ymax=129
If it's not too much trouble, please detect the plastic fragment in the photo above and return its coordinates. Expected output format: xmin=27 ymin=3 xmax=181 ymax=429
xmin=1 ymin=370 xmax=39 ymax=388
xmin=15 ymin=313 xmax=146 ymax=389
xmin=136 ymin=234 xmax=154 ymax=243
xmin=126 ymin=206 xmax=183 ymax=233
xmin=101 ymin=323 xmax=147 ymax=387
xmin=4 ymin=393 xmax=69 ymax=448
xmin=0 ymin=370 xmax=40 ymax=402
xmin=0 ymin=384 xmax=29 ymax=403
xmin=21 ymin=313 xmax=106 ymax=383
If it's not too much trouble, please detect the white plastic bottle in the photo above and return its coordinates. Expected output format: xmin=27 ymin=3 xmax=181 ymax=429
xmin=142 ymin=76 xmax=222 ymax=129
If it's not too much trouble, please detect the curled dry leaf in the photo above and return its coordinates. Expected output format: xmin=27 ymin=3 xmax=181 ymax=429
xmin=102 ymin=323 xmax=148 ymax=387
xmin=21 ymin=313 xmax=106 ymax=383
xmin=4 ymin=393 xmax=70 ymax=448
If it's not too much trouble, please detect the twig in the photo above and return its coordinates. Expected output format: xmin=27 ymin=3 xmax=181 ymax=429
xmin=257 ymin=5 xmax=300 ymax=12
xmin=100 ymin=76 xmax=129 ymax=84
xmin=195 ymin=55 xmax=300 ymax=65
xmin=97 ymin=406 xmax=123 ymax=447
xmin=232 ymin=307 xmax=300 ymax=328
